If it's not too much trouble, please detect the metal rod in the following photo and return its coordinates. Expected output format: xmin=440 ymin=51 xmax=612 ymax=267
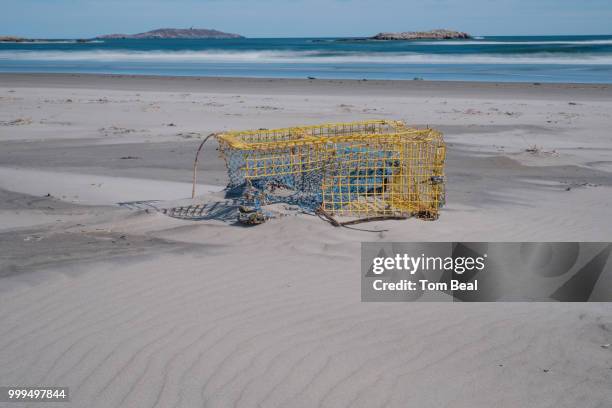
xmin=192 ymin=133 xmax=217 ymax=199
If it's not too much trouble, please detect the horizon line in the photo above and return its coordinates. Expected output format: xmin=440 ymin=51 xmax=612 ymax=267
xmin=3 ymin=33 xmax=612 ymax=40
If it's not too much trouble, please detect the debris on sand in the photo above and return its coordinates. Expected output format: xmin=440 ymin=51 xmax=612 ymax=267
xmin=23 ymin=235 xmax=43 ymax=242
xmin=237 ymin=205 xmax=267 ymax=225
xmin=0 ymin=117 xmax=33 ymax=126
xmin=99 ymin=126 xmax=138 ymax=136
xmin=525 ymin=145 xmax=558 ymax=156
xmin=177 ymin=132 xmax=202 ymax=139
xmin=561 ymin=181 xmax=600 ymax=191
xmin=255 ymin=105 xmax=282 ymax=111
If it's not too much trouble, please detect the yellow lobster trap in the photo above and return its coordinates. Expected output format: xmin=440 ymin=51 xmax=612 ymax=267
xmin=209 ymin=120 xmax=446 ymax=221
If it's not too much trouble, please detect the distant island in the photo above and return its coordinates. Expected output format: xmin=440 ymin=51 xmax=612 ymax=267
xmin=1 ymin=36 xmax=76 ymax=43
xmin=0 ymin=36 xmax=30 ymax=42
xmin=97 ymin=28 xmax=244 ymax=39
xmin=371 ymin=29 xmax=472 ymax=40
xmin=0 ymin=36 xmax=94 ymax=43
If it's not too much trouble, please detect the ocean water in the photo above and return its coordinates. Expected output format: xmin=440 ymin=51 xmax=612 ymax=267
xmin=1 ymin=36 xmax=612 ymax=83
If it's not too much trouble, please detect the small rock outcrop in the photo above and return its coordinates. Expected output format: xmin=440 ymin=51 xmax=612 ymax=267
xmin=371 ymin=29 xmax=472 ymax=40
xmin=0 ymin=36 xmax=94 ymax=43
xmin=0 ymin=36 xmax=31 ymax=42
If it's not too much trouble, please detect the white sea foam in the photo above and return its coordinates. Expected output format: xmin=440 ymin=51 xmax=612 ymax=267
xmin=1 ymin=49 xmax=612 ymax=65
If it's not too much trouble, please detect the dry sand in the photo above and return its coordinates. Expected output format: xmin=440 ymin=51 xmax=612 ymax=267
xmin=0 ymin=73 xmax=611 ymax=407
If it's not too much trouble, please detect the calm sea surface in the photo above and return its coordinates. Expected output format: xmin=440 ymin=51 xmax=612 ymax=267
xmin=1 ymin=36 xmax=612 ymax=83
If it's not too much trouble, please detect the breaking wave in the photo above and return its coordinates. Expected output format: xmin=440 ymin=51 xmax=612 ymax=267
xmin=1 ymin=49 xmax=612 ymax=65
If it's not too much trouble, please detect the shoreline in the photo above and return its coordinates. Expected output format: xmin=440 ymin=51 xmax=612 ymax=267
xmin=2 ymin=72 xmax=612 ymax=100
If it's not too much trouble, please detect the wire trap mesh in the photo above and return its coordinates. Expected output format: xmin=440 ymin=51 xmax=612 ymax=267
xmin=217 ymin=120 xmax=446 ymax=220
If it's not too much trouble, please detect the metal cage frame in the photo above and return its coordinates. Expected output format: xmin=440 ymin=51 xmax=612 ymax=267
xmin=212 ymin=120 xmax=446 ymax=220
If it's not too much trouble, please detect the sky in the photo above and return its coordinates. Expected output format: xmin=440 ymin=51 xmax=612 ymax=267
xmin=2 ymin=0 xmax=612 ymax=38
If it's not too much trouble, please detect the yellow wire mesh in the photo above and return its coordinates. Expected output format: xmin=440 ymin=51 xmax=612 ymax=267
xmin=217 ymin=120 xmax=446 ymax=219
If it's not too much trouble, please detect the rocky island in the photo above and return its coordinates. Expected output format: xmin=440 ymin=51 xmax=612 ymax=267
xmin=97 ymin=28 xmax=244 ymax=39
xmin=371 ymin=29 xmax=472 ymax=40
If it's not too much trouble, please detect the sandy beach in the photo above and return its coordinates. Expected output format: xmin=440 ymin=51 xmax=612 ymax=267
xmin=1 ymin=73 xmax=611 ymax=407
